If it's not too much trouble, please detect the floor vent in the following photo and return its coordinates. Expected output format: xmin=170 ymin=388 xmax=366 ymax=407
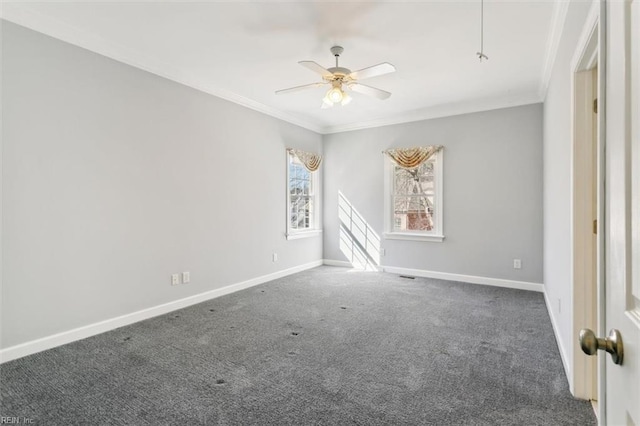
xmin=399 ymin=275 xmax=415 ymax=279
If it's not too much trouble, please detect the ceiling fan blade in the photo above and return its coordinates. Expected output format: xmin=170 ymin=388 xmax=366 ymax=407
xmin=299 ymin=61 xmax=333 ymax=78
xmin=348 ymin=83 xmax=392 ymax=100
xmin=275 ymin=82 xmax=326 ymax=95
xmin=349 ymin=62 xmax=396 ymax=81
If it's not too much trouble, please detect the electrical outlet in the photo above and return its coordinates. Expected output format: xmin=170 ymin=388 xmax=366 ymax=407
xmin=182 ymin=271 xmax=190 ymax=284
xmin=272 ymin=253 xmax=278 ymax=262
xmin=513 ymin=259 xmax=522 ymax=269
xmin=381 ymin=248 xmax=386 ymax=256
xmin=171 ymin=274 xmax=180 ymax=286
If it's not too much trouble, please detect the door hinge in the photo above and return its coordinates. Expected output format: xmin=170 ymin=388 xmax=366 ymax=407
xmin=593 ymin=219 xmax=597 ymax=234
xmin=593 ymin=98 xmax=598 ymax=114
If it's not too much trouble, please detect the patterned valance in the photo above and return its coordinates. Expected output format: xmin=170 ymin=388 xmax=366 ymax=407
xmin=288 ymin=148 xmax=322 ymax=172
xmin=383 ymin=145 xmax=443 ymax=169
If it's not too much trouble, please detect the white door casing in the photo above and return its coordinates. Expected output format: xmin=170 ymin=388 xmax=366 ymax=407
xmin=571 ymin=3 xmax=600 ymax=399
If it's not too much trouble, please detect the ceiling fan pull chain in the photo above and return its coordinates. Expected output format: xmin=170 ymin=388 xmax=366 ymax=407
xmin=477 ymin=0 xmax=489 ymax=62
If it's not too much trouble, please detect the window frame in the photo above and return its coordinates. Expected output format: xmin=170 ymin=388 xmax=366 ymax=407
xmin=383 ymin=150 xmax=444 ymax=242
xmin=286 ymin=150 xmax=322 ymax=240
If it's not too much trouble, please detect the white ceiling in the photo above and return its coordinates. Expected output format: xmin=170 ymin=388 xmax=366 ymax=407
xmin=1 ymin=1 xmax=567 ymax=134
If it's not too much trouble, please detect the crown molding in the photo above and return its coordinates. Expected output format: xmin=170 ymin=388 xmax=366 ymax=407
xmin=321 ymin=93 xmax=543 ymax=135
xmin=538 ymin=0 xmax=570 ymax=100
xmin=0 ymin=5 xmax=325 ymax=134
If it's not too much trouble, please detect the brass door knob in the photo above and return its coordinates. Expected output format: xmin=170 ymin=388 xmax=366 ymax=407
xmin=579 ymin=328 xmax=624 ymax=365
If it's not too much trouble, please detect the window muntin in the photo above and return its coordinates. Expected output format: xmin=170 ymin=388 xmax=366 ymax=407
xmin=289 ymin=157 xmax=313 ymax=230
xmin=392 ymin=160 xmax=435 ymax=232
xmin=384 ymin=150 xmax=443 ymax=242
xmin=287 ymin=152 xmax=320 ymax=238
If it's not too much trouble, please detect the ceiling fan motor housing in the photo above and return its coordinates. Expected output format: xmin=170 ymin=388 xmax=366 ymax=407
xmin=327 ymin=67 xmax=351 ymax=78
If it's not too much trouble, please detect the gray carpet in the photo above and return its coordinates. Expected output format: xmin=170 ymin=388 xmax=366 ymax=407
xmin=1 ymin=266 xmax=596 ymax=425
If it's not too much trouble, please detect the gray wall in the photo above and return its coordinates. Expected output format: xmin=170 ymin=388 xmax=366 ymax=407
xmin=323 ymin=104 xmax=543 ymax=283
xmin=1 ymin=22 xmax=322 ymax=349
xmin=542 ymin=1 xmax=592 ymax=381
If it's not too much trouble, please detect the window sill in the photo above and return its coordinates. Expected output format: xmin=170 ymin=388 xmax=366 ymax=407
xmin=286 ymin=229 xmax=323 ymax=240
xmin=384 ymin=232 xmax=444 ymax=242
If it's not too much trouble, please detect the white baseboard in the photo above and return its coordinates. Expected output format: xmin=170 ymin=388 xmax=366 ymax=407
xmin=322 ymin=259 xmax=382 ymax=271
xmin=543 ymin=288 xmax=572 ymax=391
xmin=381 ymin=266 xmax=544 ymax=293
xmin=322 ymin=259 xmax=354 ymax=268
xmin=322 ymin=259 xmax=382 ymax=270
xmin=0 ymin=260 xmax=323 ymax=364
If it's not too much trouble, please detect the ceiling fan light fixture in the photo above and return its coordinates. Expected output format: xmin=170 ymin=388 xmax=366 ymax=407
xmin=327 ymin=86 xmax=344 ymax=103
xmin=341 ymin=92 xmax=352 ymax=106
xmin=322 ymin=97 xmax=334 ymax=108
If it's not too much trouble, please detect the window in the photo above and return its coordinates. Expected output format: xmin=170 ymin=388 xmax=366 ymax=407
xmin=287 ymin=149 xmax=321 ymax=239
xmin=384 ymin=148 xmax=444 ymax=242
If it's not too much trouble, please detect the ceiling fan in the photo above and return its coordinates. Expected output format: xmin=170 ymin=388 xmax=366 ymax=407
xmin=275 ymin=46 xmax=396 ymax=108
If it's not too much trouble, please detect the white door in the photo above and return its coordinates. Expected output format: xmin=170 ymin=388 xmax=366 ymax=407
xmin=602 ymin=1 xmax=640 ymax=425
